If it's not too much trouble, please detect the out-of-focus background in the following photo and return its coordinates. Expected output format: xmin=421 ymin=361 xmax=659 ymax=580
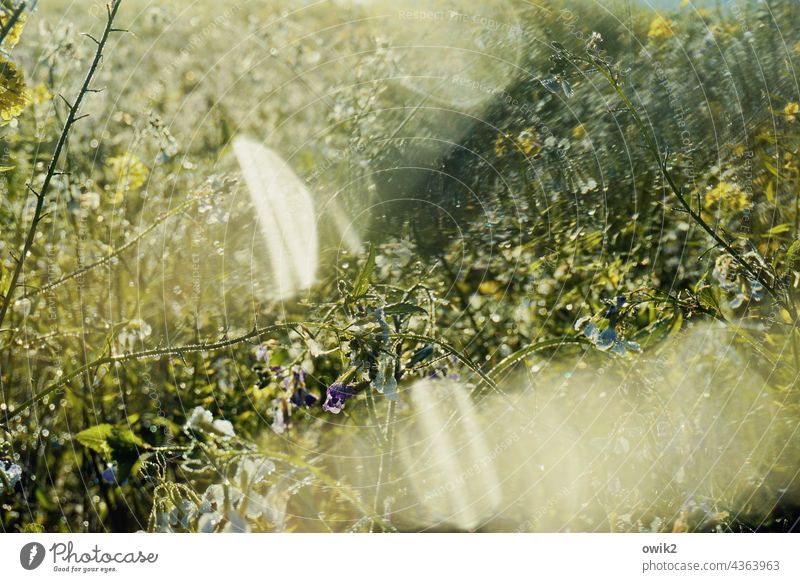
xmin=1 ymin=0 xmax=799 ymax=532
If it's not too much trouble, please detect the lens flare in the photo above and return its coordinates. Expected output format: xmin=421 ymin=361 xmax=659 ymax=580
xmin=233 ymin=136 xmax=319 ymax=300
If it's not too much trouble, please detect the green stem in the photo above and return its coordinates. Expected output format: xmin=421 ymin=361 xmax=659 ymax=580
xmin=488 ymin=336 xmax=589 ymax=380
xmin=371 ymin=398 xmax=397 ymax=531
xmin=393 ymin=332 xmax=498 ymax=394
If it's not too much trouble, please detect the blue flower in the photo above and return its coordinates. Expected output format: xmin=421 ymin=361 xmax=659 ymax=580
xmin=1 ymin=460 xmax=22 ymax=492
xmin=322 ymin=382 xmax=356 ymax=414
xmin=575 ymin=316 xmax=640 ymax=356
xmin=603 ymin=295 xmax=627 ymax=319
xmin=101 ymin=464 xmax=117 ymax=485
xmin=595 ymin=327 xmax=617 ymax=351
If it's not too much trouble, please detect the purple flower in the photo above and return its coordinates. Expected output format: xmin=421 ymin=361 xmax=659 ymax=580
xmin=322 ymin=382 xmax=356 ymax=414
xmin=255 ymin=345 xmax=271 ymax=363
xmin=286 ymin=367 xmax=316 ymax=408
xmin=290 ymin=387 xmax=318 ymax=408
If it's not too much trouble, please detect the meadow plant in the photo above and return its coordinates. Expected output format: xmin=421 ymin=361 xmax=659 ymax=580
xmin=0 ymin=0 xmax=798 ymax=533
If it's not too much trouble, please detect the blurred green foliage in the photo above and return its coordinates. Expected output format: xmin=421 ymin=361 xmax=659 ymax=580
xmin=1 ymin=0 xmax=799 ymax=532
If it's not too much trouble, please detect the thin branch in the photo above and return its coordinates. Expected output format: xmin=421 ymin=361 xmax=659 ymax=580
xmin=488 ymin=336 xmax=590 ymax=380
xmin=0 ymin=0 xmax=124 ymax=331
xmin=22 ymin=187 xmax=223 ymax=300
xmin=1 ymin=322 xmax=303 ymax=427
xmin=394 ymin=332 xmax=498 ymax=394
xmin=582 ymin=51 xmax=787 ymax=312
xmin=1 ymin=321 xmax=498 ymax=431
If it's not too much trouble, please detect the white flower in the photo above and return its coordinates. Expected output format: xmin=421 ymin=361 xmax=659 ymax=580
xmin=184 ymin=406 xmax=236 ymax=438
xmin=117 ymin=319 xmax=152 ymax=351
xmin=13 ymin=298 xmax=31 ymax=318
xmin=212 ymin=419 xmax=235 ymax=437
xmin=255 ymin=344 xmax=270 ymax=362
xmin=236 ymin=457 xmax=275 ymax=488
xmin=197 ymin=510 xmax=222 ymax=533
xmin=268 ymin=398 xmax=287 ymax=434
xmin=222 ymin=510 xmax=249 ymax=533
xmin=197 ymin=482 xmax=251 ymax=533
xmin=185 ymin=406 xmax=213 ymax=430
xmin=79 ymin=190 xmax=101 ymax=210
xmin=153 ymin=498 xmax=197 ymax=532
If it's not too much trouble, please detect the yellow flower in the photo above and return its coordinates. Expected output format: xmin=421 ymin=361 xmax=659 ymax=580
xmin=516 ymin=129 xmax=541 ymax=156
xmin=704 ymin=181 xmax=749 ymax=213
xmin=572 ymin=124 xmax=586 ymax=139
xmin=647 ymin=14 xmax=674 ymax=42
xmin=784 ymin=102 xmax=799 ymax=123
xmin=0 ymin=11 xmax=26 ymax=49
xmin=724 ymin=22 xmax=740 ymax=36
xmin=494 ymin=134 xmax=507 ymax=157
xmin=31 ymin=83 xmax=52 ymax=105
xmin=478 ymin=280 xmax=501 ymax=296
xmin=0 ymin=58 xmax=30 ymax=125
xmin=108 ymin=153 xmax=148 ymax=192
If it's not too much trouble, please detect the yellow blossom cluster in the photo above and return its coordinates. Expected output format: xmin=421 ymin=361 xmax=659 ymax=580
xmin=647 ymin=14 xmax=674 ymax=42
xmin=784 ymin=102 xmax=799 ymax=123
xmin=494 ymin=128 xmax=543 ymax=158
xmin=108 ymin=153 xmax=149 ymax=195
xmin=704 ymin=181 xmax=749 ymax=214
xmin=0 ymin=58 xmax=30 ymax=125
xmin=0 ymin=10 xmax=26 ymax=49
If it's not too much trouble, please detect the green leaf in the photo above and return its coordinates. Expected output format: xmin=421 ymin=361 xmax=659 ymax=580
xmin=697 ymin=286 xmax=722 ymax=314
xmin=667 ymin=312 xmax=683 ymax=339
xmin=74 ymin=424 xmax=114 ymax=454
xmin=74 ymin=424 xmax=145 ymax=456
xmin=786 ymin=239 xmax=800 ymax=272
xmin=352 ymin=243 xmax=375 ymax=297
xmin=766 ymin=223 xmax=791 ymax=236
xmin=384 ymin=302 xmax=427 ymax=317
xmin=407 ymin=343 xmax=434 ymax=366
xmin=35 ymin=487 xmax=57 ymax=511
xmin=130 ymin=452 xmax=153 ymax=479
xmin=107 ymin=427 xmax=144 ymax=450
